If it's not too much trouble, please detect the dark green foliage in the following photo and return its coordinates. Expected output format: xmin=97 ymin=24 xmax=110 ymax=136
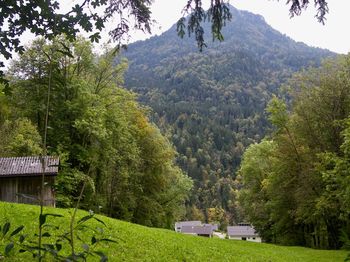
xmin=122 ymin=6 xmax=334 ymax=224
xmin=177 ymin=1 xmax=232 ymax=50
xmin=287 ymin=0 xmax=329 ymax=23
xmin=0 ymin=213 xmax=115 ymax=261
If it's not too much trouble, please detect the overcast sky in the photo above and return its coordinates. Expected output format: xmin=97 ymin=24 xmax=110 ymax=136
xmin=4 ymin=0 xmax=349 ymax=68
xmin=128 ymin=0 xmax=349 ymax=54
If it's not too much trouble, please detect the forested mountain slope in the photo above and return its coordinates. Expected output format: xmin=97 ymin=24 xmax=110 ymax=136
xmin=122 ymin=5 xmax=335 ymax=224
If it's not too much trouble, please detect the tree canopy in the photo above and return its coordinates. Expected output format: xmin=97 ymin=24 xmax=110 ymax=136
xmin=238 ymin=54 xmax=350 ymax=249
xmin=1 ymin=36 xmax=192 ymax=228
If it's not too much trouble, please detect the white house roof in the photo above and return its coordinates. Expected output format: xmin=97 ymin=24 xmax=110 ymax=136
xmin=181 ymin=225 xmax=213 ymax=235
xmin=204 ymin=223 xmax=219 ymax=231
xmin=227 ymin=226 xmax=258 ymax=237
xmin=175 ymin=221 xmax=202 ymax=229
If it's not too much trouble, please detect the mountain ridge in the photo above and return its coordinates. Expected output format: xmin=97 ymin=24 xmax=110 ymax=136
xmin=121 ymin=4 xmax=336 ymax=224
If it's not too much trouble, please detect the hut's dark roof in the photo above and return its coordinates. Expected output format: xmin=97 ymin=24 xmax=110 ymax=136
xmin=0 ymin=156 xmax=59 ymax=177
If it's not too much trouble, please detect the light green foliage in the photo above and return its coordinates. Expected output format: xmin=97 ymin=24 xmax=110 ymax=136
xmin=238 ymin=140 xmax=277 ymax=242
xmin=0 ymin=118 xmax=42 ymax=157
xmin=0 ymin=202 xmax=347 ymax=262
xmin=266 ymin=95 xmax=289 ymax=130
xmin=0 ymin=84 xmax=10 ymax=124
xmin=3 ymin=37 xmax=192 ymax=228
xmin=238 ymin=55 xmax=350 ymax=249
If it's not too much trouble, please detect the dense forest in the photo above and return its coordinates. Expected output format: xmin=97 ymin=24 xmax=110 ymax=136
xmin=122 ymin=6 xmax=335 ymax=226
xmin=239 ymin=55 xmax=350 ymax=249
xmin=0 ymin=37 xmax=192 ymax=228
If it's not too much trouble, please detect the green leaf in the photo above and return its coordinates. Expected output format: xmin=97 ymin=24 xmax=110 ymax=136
xmin=89 ymin=33 xmax=101 ymax=43
xmin=45 ymin=213 xmax=64 ymax=218
xmin=72 ymin=4 xmax=83 ymax=14
xmin=80 ymin=15 xmax=93 ymax=31
xmin=100 ymin=238 xmax=117 ymax=243
xmin=19 ymin=235 xmax=25 ymax=243
xmin=55 ymin=242 xmax=62 ymax=251
xmin=42 ymin=232 xmax=51 ymax=237
xmin=93 ymin=217 xmax=106 ymax=226
xmin=40 ymin=213 xmax=64 ymax=226
xmin=176 ymin=18 xmax=186 ymax=38
xmin=95 ymin=18 xmax=105 ymax=31
xmin=78 ymin=215 xmax=93 ymax=224
xmin=2 ymin=222 xmax=10 ymax=236
xmin=39 ymin=214 xmax=46 ymax=227
xmin=10 ymin=225 xmax=24 ymax=237
xmin=91 ymin=236 xmax=97 ymax=245
xmin=5 ymin=242 xmax=14 ymax=256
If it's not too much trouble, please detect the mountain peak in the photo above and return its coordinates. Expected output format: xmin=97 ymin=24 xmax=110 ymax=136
xmin=121 ymin=11 xmax=335 ymax=223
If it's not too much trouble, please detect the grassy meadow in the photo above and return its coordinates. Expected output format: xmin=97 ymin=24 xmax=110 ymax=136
xmin=0 ymin=202 xmax=347 ymax=261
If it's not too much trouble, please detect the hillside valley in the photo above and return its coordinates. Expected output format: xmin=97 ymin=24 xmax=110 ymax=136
xmin=2 ymin=1 xmax=350 ymax=258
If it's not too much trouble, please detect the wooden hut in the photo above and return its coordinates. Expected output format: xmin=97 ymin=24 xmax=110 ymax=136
xmin=0 ymin=156 xmax=59 ymax=206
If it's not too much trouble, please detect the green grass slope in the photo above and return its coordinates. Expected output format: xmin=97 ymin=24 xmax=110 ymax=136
xmin=0 ymin=202 xmax=347 ymax=261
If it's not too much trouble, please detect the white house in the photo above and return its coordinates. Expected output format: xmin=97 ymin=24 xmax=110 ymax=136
xmin=227 ymin=224 xmax=261 ymax=242
xmin=180 ymin=225 xmax=214 ymax=238
xmin=174 ymin=221 xmax=218 ymax=237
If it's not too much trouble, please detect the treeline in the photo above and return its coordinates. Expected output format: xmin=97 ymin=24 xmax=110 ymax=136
xmin=0 ymin=37 xmax=192 ymax=228
xmin=238 ymin=55 xmax=350 ymax=249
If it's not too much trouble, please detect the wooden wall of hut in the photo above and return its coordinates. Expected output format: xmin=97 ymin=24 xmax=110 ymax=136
xmin=0 ymin=176 xmax=55 ymax=206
